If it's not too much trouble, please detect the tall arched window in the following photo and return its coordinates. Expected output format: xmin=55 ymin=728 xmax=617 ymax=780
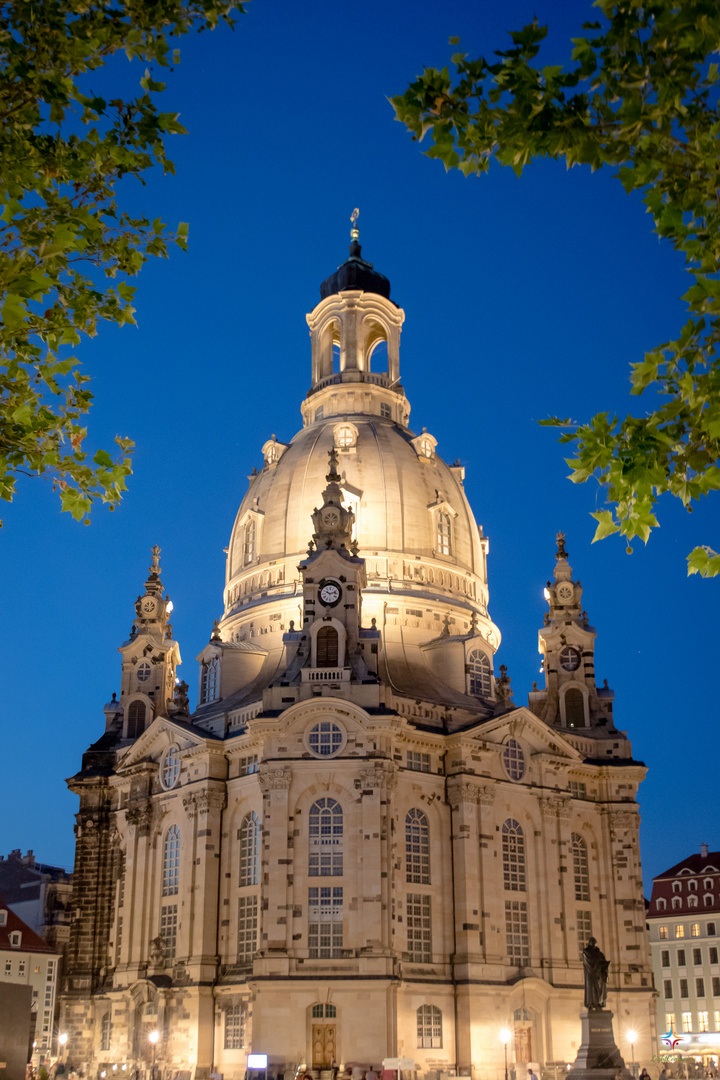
xmin=417 ymin=1005 xmax=442 ymax=1048
xmin=564 ymin=688 xmax=585 ymax=727
xmin=468 ymin=650 xmax=492 ymax=697
xmin=239 ymin=812 xmax=261 ymax=887
xmin=243 ymin=518 xmax=256 ymax=565
xmin=436 ymin=512 xmax=452 ymax=556
xmin=502 ymin=819 xmax=526 ymax=891
xmin=201 ymin=657 xmax=220 ymax=704
xmin=316 ymin=626 xmax=339 ymax=667
xmin=309 ymin=798 xmax=343 ymax=876
xmin=127 ymin=700 xmax=146 ymax=740
xmin=162 ymin=825 xmax=180 ymax=896
xmin=406 ymin=808 xmax=430 ymax=885
xmin=572 ymin=833 xmax=590 ymax=901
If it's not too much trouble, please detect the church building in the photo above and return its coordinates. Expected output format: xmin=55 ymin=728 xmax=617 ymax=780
xmin=61 ymin=234 xmax=655 ymax=1080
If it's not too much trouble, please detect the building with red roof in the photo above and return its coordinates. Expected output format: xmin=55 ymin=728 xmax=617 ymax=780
xmin=0 ymin=891 xmax=61 ymax=1063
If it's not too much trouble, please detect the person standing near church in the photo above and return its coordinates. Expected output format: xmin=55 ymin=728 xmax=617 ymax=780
xmin=528 ymin=1069 xmax=539 ymax=1080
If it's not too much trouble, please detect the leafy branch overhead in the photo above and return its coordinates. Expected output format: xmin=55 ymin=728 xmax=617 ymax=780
xmin=0 ymin=0 xmax=242 ymax=524
xmin=392 ymin=0 xmax=720 ymax=576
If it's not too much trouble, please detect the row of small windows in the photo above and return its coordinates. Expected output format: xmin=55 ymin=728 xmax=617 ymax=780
xmin=672 ymin=878 xmax=716 ymax=892
xmin=659 ymin=922 xmax=717 ymax=938
xmin=657 ymin=894 xmax=716 ymax=910
xmin=664 ymin=977 xmax=720 ymax=998
xmin=662 ymin=946 xmax=719 ymax=967
xmin=665 ymin=1011 xmax=720 ymax=1034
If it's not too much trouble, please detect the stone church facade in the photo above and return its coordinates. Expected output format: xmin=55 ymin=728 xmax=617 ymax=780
xmin=61 ymin=236 xmax=655 ymax=1079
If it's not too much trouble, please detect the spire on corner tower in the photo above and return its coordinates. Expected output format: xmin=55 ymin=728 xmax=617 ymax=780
xmin=111 ymin=546 xmax=182 ymax=740
xmin=528 ymin=533 xmax=615 ymax=731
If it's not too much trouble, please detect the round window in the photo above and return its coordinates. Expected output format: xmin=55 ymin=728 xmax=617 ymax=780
xmin=137 ymin=661 xmax=152 ymax=683
xmin=306 ymin=720 xmax=345 ymax=757
xmin=161 ymin=746 xmax=180 ymax=790
xmin=502 ymin=738 xmax=526 ymax=782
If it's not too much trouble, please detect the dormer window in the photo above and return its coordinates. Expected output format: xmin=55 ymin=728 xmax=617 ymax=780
xmin=412 ymin=430 xmax=438 ymax=460
xmin=262 ymin=437 xmax=287 ymax=467
xmin=704 ymin=879 xmax=714 ymax=890
xmin=201 ymin=657 xmax=220 ymax=704
xmin=333 ymin=423 xmax=358 ymax=450
xmin=689 ymin=880 xmax=698 ymax=891
xmin=673 ymin=881 xmax=682 ymax=894
xmin=657 ymin=898 xmax=666 ymax=911
xmin=467 ymin=650 xmax=492 ymax=696
xmin=436 ymin=511 xmax=452 ymax=556
xmin=243 ymin=518 xmax=256 ymax=565
xmin=10 ymin=930 xmax=21 ymax=948
xmin=0 ymin=910 xmax=6 ymax=926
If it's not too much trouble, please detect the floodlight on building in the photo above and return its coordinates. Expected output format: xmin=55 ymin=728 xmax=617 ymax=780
xmin=543 ymin=588 xmax=551 ymax=601
xmin=59 ymin=1035 xmax=68 ymax=1047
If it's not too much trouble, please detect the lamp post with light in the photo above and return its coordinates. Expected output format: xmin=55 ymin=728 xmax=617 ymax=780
xmin=149 ymin=1031 xmax=159 ymax=1080
xmin=627 ymin=1031 xmax=636 ymax=1078
xmin=500 ymin=1029 xmax=511 ymax=1080
xmin=58 ymin=1034 xmax=68 ymax=1064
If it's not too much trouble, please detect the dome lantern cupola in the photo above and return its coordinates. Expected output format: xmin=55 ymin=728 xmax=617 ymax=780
xmin=304 ymin=212 xmax=406 ymax=425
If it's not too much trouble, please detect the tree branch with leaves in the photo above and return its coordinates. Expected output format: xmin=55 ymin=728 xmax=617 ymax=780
xmin=0 ymin=0 xmax=243 ymax=524
xmin=392 ymin=0 xmax=720 ymax=576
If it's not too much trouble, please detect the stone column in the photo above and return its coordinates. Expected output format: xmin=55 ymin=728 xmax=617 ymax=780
xmin=475 ymin=784 xmax=496 ymax=963
xmin=259 ymin=766 xmax=293 ymax=966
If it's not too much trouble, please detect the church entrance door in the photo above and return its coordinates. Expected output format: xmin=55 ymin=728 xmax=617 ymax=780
xmin=312 ymin=1024 xmax=336 ymax=1069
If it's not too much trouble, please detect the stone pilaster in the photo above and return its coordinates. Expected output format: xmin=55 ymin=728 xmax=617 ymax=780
xmin=259 ymin=766 xmax=292 ymax=963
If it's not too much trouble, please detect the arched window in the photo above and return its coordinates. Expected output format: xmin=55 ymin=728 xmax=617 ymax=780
xmin=161 ymin=746 xmax=180 ymax=790
xmin=688 ymin=895 xmax=698 ymax=908
xmin=502 ymin=739 xmax=525 ymax=781
xmin=239 ymin=812 xmax=260 ymax=887
xmin=406 ymin=808 xmax=430 ymax=885
xmin=704 ymin=894 xmax=714 ymax=907
xmin=316 ymin=626 xmax=339 ymax=667
xmin=657 ymin=898 xmax=667 ymax=911
xmin=162 ymin=825 xmax=180 ymax=896
xmin=243 ymin=518 xmax=256 ymax=565
xmin=572 ymin=833 xmax=590 ymax=901
xmin=672 ymin=897 xmax=681 ymax=910
xmin=224 ymin=1003 xmax=246 ymax=1050
xmin=417 ymin=1005 xmax=442 ymax=1048
xmin=309 ymin=798 xmax=343 ymax=877
xmin=334 ymin=424 xmax=355 ymax=449
xmin=502 ymin=819 xmax=526 ymax=892
xmin=201 ymin=657 xmax=220 ymax=704
xmin=127 ymin=700 xmax=146 ymax=740
xmin=704 ymin=878 xmax=713 ymax=890
xmin=564 ymin=688 xmax=585 ymax=727
xmin=672 ymin=882 xmax=682 ymax=894
xmin=418 ymin=437 xmax=434 ymax=458
xmin=468 ymin=650 xmax=492 ymax=697
xmin=436 ymin=512 xmax=452 ymax=556
xmin=688 ymin=880 xmax=698 ymax=892
xmin=312 ymin=1003 xmax=337 ymax=1018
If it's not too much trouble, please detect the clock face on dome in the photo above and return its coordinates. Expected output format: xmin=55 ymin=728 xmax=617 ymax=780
xmin=560 ymin=646 xmax=581 ymax=672
xmin=319 ymin=580 xmax=341 ymax=607
xmin=321 ymin=507 xmax=341 ymax=529
xmin=556 ymin=582 xmax=574 ymax=603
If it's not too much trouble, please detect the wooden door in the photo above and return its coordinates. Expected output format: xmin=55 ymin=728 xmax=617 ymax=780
xmin=312 ymin=1024 xmax=336 ymax=1069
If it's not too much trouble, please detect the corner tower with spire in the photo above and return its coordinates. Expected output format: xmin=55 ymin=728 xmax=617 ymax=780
xmin=529 ymin=532 xmax=615 ymax=731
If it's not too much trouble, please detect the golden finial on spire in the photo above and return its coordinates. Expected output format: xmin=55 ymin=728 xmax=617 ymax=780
xmin=350 ymin=207 xmax=360 ymax=242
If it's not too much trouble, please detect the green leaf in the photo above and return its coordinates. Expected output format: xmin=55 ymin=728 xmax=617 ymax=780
xmin=590 ymin=510 xmax=620 ymax=542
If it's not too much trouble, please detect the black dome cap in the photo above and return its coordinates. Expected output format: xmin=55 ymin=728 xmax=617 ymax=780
xmin=319 ymin=240 xmax=391 ymax=301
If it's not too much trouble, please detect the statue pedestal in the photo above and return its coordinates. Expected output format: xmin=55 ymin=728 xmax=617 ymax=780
xmin=566 ymin=1010 xmax=631 ymax=1080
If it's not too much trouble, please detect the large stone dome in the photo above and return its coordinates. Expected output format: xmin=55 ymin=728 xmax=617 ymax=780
xmin=204 ymin=246 xmax=501 ymax=717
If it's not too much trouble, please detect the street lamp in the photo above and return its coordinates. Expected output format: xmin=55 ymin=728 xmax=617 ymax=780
xmin=149 ymin=1030 xmax=159 ymax=1080
xmin=58 ymin=1034 xmax=67 ymax=1062
xmin=500 ymin=1028 xmax=511 ymax=1080
xmin=627 ymin=1030 xmax=637 ymax=1078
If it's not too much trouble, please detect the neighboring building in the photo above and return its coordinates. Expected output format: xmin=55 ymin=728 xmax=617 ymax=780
xmin=0 ymin=892 xmax=61 ymax=1061
xmin=647 ymin=845 xmax=720 ymax=1063
xmin=0 ymin=849 xmax=73 ymax=959
xmin=61 ymin=236 xmax=655 ymax=1080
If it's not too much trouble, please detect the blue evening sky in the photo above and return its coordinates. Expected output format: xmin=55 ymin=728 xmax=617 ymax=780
xmin=0 ymin=0 xmax=716 ymax=891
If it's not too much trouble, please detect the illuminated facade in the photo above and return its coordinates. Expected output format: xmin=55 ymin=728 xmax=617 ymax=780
xmin=61 ymin=238 xmax=655 ymax=1079
xmin=647 ymin=845 xmax=720 ymax=1061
